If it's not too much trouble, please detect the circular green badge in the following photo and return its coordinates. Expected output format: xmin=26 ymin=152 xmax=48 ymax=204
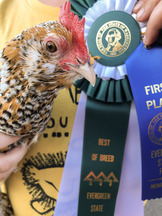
xmin=87 ymin=11 xmax=141 ymax=66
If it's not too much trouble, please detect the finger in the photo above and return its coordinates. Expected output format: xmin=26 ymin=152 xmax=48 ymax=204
xmin=0 ymin=132 xmax=20 ymax=149
xmin=136 ymin=0 xmax=160 ymax=22
xmin=0 ymin=166 xmax=17 ymax=181
xmin=0 ymin=145 xmax=28 ymax=173
xmin=133 ymin=1 xmax=143 ymax=13
xmin=144 ymin=1 xmax=162 ymax=45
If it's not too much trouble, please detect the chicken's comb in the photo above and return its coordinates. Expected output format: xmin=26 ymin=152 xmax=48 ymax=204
xmin=59 ymin=2 xmax=87 ymax=54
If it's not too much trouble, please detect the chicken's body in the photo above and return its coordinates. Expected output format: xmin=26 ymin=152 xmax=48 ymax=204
xmin=0 ymin=21 xmax=70 ymax=147
xmin=0 ymin=2 xmax=95 ymax=215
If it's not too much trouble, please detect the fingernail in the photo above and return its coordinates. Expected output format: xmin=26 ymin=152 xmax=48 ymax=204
xmin=134 ymin=1 xmax=143 ymax=11
xmin=137 ymin=8 xmax=144 ymax=19
xmin=143 ymin=35 xmax=151 ymax=49
xmin=143 ymin=35 xmax=147 ymax=44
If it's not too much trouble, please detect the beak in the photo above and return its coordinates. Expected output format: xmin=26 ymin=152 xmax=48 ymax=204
xmin=76 ymin=62 xmax=96 ymax=87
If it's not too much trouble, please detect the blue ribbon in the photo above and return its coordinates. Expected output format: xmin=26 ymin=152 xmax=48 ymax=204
xmin=126 ymin=42 xmax=162 ymax=200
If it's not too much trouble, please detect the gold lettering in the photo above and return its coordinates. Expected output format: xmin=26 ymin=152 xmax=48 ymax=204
xmin=92 ymin=153 xmax=98 ymax=161
xmin=158 ymin=158 xmax=162 ymax=167
xmin=151 ymin=183 xmax=162 ymax=189
xmin=151 ymin=149 xmax=162 ymax=158
xmin=145 ymin=85 xmax=151 ymax=95
xmin=153 ymin=99 xmax=162 ymax=109
xmin=154 ymin=84 xmax=161 ymax=94
xmin=146 ymin=99 xmax=162 ymax=110
xmin=145 ymin=83 xmax=162 ymax=95
xmin=146 ymin=100 xmax=153 ymax=110
xmin=98 ymin=138 xmax=110 ymax=146
xmin=100 ymin=154 xmax=114 ymax=162
xmin=90 ymin=205 xmax=104 ymax=212
xmin=87 ymin=192 xmax=111 ymax=200
xmin=159 ymin=168 xmax=162 ymax=175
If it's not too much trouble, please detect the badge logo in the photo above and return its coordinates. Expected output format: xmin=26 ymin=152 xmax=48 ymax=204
xmin=148 ymin=113 xmax=162 ymax=145
xmin=96 ymin=21 xmax=131 ymax=58
xmin=84 ymin=171 xmax=118 ymax=187
xmin=87 ymin=11 xmax=141 ymax=66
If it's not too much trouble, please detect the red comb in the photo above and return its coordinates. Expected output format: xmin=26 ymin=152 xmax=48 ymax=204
xmin=59 ymin=2 xmax=88 ymax=58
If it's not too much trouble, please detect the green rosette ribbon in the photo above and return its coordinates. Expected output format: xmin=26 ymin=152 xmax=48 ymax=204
xmin=70 ymin=0 xmax=142 ymax=215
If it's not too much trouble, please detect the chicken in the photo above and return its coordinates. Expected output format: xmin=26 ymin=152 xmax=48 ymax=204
xmin=0 ymin=2 xmax=95 ymax=215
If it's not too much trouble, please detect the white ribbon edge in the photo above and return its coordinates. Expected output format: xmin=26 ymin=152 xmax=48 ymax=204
xmin=84 ymin=0 xmax=146 ymax=80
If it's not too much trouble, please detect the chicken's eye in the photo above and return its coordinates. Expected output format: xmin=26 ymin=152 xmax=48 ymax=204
xmin=46 ymin=41 xmax=57 ymax=53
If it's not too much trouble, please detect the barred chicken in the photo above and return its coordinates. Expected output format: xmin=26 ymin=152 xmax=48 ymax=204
xmin=0 ymin=2 xmax=95 ymax=215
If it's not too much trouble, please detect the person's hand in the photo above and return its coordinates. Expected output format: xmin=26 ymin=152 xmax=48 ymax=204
xmin=133 ymin=0 xmax=162 ymax=46
xmin=0 ymin=133 xmax=28 ymax=181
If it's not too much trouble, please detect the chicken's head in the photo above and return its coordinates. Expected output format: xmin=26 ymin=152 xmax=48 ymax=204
xmin=0 ymin=2 xmax=95 ymax=93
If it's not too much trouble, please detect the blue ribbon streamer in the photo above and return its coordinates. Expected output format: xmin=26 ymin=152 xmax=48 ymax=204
xmin=126 ymin=42 xmax=162 ymax=200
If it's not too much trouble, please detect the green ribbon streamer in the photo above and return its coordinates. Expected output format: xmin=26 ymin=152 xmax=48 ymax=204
xmin=78 ymin=97 xmax=131 ymax=216
xmin=70 ymin=1 xmax=133 ymax=215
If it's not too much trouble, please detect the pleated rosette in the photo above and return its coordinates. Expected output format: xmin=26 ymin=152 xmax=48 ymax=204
xmin=71 ymin=0 xmax=146 ymax=103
